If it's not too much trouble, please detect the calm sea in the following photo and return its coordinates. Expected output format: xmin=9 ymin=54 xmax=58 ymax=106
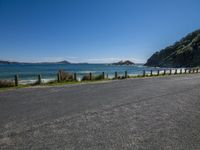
xmin=0 ymin=64 xmax=159 ymax=84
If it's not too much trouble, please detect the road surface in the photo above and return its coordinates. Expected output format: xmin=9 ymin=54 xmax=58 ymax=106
xmin=0 ymin=74 xmax=200 ymax=149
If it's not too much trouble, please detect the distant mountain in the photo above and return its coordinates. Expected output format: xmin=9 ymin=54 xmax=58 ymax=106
xmin=112 ymin=60 xmax=135 ymax=65
xmin=145 ymin=29 xmax=200 ymax=67
xmin=39 ymin=60 xmax=71 ymax=64
xmin=57 ymin=60 xmax=70 ymax=64
xmin=0 ymin=60 xmax=71 ymax=64
xmin=0 ymin=60 xmax=20 ymax=64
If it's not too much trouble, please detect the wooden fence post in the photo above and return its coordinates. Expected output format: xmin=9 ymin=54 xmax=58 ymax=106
xmin=102 ymin=72 xmax=105 ymax=79
xmin=175 ymin=69 xmax=177 ymax=75
xmin=164 ymin=69 xmax=166 ymax=75
xmin=125 ymin=71 xmax=128 ymax=78
xmin=143 ymin=70 xmax=145 ymax=77
xmin=150 ymin=70 xmax=153 ymax=76
xmin=169 ymin=69 xmax=172 ymax=75
xmin=38 ymin=74 xmax=42 ymax=84
xmin=89 ymin=72 xmax=92 ymax=80
xmin=57 ymin=73 xmax=60 ymax=82
xmin=115 ymin=72 xmax=118 ymax=79
xmin=157 ymin=70 xmax=160 ymax=76
xmin=14 ymin=74 xmax=19 ymax=86
xmin=74 ymin=73 xmax=77 ymax=81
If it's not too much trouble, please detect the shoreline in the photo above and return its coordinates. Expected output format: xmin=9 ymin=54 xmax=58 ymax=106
xmin=0 ymin=68 xmax=188 ymax=85
xmin=0 ymin=70 xmax=198 ymax=92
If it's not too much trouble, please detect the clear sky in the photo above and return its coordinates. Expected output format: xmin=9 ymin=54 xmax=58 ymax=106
xmin=0 ymin=0 xmax=200 ymax=63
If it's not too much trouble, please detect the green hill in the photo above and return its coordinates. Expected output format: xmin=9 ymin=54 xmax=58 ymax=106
xmin=145 ymin=29 xmax=200 ymax=67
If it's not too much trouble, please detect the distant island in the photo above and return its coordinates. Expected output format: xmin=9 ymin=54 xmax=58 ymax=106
xmin=0 ymin=60 xmax=20 ymax=64
xmin=0 ymin=60 xmax=136 ymax=65
xmin=112 ymin=60 xmax=135 ymax=65
xmin=39 ymin=60 xmax=70 ymax=64
xmin=145 ymin=29 xmax=200 ymax=67
xmin=0 ymin=60 xmax=71 ymax=65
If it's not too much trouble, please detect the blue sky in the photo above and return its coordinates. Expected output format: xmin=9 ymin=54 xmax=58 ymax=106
xmin=0 ymin=0 xmax=200 ymax=63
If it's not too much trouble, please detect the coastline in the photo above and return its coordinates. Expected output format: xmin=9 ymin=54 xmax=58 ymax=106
xmin=3 ymin=68 xmax=186 ymax=85
xmin=0 ymin=68 xmax=196 ymax=92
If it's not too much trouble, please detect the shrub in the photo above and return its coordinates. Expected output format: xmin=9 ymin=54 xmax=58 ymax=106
xmin=0 ymin=80 xmax=15 ymax=88
xmin=82 ymin=75 xmax=91 ymax=81
xmin=112 ymin=76 xmax=126 ymax=80
xmin=94 ymin=74 xmax=104 ymax=80
xmin=121 ymin=76 xmax=126 ymax=79
xmin=58 ymin=70 xmax=74 ymax=81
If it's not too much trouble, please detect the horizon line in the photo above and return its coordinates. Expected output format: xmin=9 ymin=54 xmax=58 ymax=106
xmin=0 ymin=59 xmax=145 ymax=64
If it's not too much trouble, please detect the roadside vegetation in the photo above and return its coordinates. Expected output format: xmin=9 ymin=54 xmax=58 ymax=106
xmin=0 ymin=68 xmax=199 ymax=91
xmin=0 ymin=80 xmax=15 ymax=88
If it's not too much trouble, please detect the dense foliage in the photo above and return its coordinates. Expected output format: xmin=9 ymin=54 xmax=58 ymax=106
xmin=145 ymin=29 xmax=200 ymax=67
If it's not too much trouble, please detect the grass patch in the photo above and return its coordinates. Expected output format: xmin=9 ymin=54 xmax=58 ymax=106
xmin=94 ymin=74 xmax=104 ymax=80
xmin=0 ymin=84 xmax=29 ymax=92
xmin=0 ymin=80 xmax=15 ymax=88
xmin=81 ymin=74 xmax=105 ymax=81
xmin=45 ymin=80 xmax=79 ymax=86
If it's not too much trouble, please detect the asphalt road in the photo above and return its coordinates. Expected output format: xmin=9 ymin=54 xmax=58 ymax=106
xmin=0 ymin=74 xmax=200 ymax=150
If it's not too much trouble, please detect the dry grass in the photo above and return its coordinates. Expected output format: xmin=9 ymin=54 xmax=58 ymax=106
xmin=94 ymin=74 xmax=104 ymax=80
xmin=0 ymin=80 xmax=15 ymax=88
xmin=82 ymin=75 xmax=91 ymax=81
xmin=59 ymin=70 xmax=74 ymax=81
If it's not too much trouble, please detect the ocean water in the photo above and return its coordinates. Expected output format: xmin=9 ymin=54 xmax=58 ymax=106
xmin=0 ymin=64 xmax=160 ymax=84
